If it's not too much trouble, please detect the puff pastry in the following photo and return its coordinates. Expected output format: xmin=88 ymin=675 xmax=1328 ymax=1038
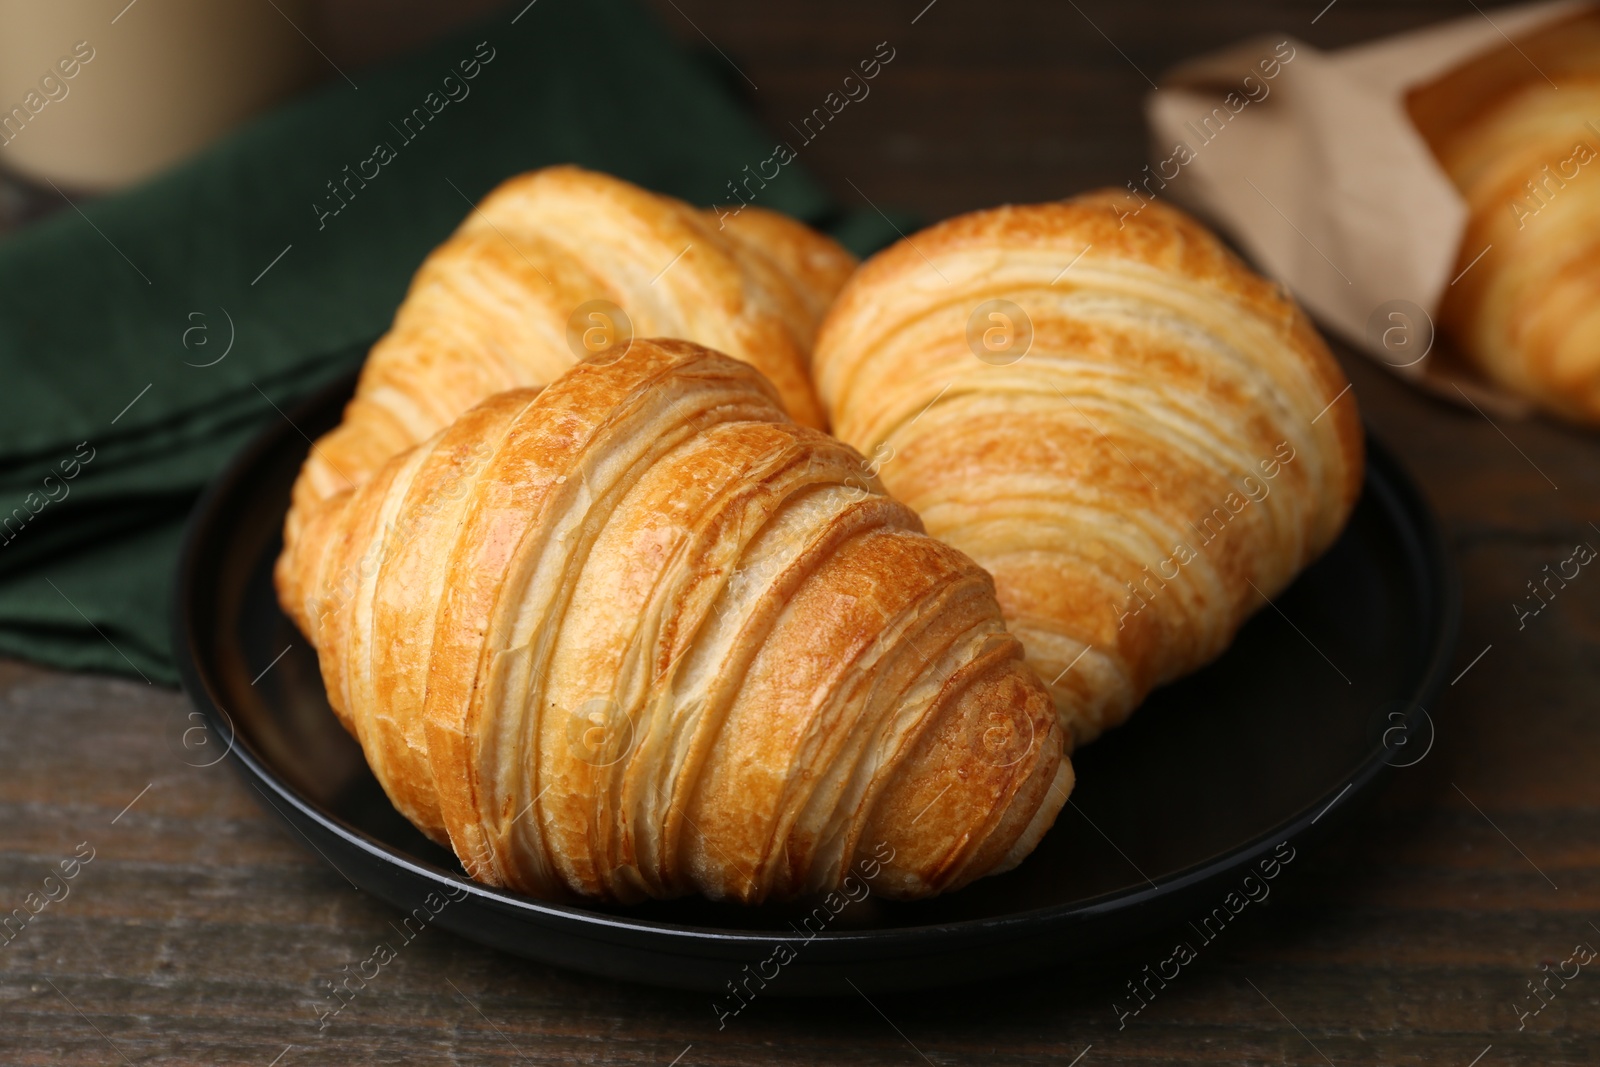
xmin=812 ymin=193 xmax=1364 ymax=745
xmin=276 ymin=339 xmax=1070 ymax=903
xmin=290 ymin=165 xmax=855 ymax=521
xmin=1407 ymin=10 xmax=1600 ymax=423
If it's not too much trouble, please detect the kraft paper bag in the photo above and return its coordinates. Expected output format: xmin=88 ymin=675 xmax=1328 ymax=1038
xmin=1144 ymin=0 xmax=1592 ymax=417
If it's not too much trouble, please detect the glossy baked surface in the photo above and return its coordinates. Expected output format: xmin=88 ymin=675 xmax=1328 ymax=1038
xmin=276 ymin=342 xmax=1066 ymax=904
xmin=813 ymin=194 xmax=1365 ymax=744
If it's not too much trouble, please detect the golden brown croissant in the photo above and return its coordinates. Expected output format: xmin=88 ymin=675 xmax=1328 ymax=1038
xmin=1407 ymin=10 xmax=1600 ymax=423
xmin=811 ymin=193 xmax=1364 ymax=746
xmin=276 ymin=338 xmax=1070 ymax=904
xmin=290 ymin=165 xmax=856 ymax=519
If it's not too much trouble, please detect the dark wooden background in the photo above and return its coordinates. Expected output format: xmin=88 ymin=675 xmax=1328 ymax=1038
xmin=4 ymin=0 xmax=1599 ymax=1063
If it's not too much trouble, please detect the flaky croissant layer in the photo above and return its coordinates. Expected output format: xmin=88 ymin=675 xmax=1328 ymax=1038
xmin=277 ymin=339 xmax=1070 ymax=904
xmin=288 ymin=164 xmax=857 ymax=535
xmin=813 ymin=192 xmax=1364 ymax=745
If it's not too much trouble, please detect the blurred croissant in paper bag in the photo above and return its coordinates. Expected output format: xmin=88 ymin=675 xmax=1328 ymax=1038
xmin=1408 ymin=8 xmax=1600 ymax=425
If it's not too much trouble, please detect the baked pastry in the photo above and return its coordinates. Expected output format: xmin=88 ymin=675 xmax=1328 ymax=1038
xmin=276 ymin=339 xmax=1070 ymax=904
xmin=811 ymin=193 xmax=1364 ymax=745
xmin=1406 ymin=9 xmax=1600 ymax=424
xmin=290 ymin=165 xmax=856 ymax=520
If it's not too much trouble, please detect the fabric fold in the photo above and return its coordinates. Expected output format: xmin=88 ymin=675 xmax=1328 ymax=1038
xmin=0 ymin=0 xmax=900 ymax=682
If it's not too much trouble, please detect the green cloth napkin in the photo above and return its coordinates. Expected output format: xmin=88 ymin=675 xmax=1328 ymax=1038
xmin=0 ymin=0 xmax=901 ymax=685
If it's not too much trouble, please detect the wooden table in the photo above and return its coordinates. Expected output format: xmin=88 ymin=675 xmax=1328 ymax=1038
xmin=3 ymin=0 xmax=1597 ymax=1063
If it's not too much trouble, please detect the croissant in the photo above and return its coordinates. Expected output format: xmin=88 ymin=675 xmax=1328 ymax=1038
xmin=811 ymin=193 xmax=1364 ymax=745
xmin=1406 ymin=10 xmax=1600 ymax=423
xmin=289 ymin=165 xmax=856 ymax=521
xmin=275 ymin=338 xmax=1070 ymax=904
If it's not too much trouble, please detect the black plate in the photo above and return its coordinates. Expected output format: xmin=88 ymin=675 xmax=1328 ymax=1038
xmin=173 ymin=372 xmax=1458 ymax=994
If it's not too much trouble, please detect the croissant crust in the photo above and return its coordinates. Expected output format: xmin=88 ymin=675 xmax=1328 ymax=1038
xmin=812 ymin=192 xmax=1364 ymax=744
xmin=288 ymin=165 xmax=857 ymax=531
xmin=277 ymin=339 xmax=1070 ymax=904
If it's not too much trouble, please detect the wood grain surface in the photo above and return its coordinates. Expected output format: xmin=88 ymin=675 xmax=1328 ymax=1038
xmin=3 ymin=1 xmax=1599 ymax=1063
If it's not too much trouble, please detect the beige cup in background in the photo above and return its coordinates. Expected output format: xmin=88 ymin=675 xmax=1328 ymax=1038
xmin=0 ymin=0 xmax=316 ymax=191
